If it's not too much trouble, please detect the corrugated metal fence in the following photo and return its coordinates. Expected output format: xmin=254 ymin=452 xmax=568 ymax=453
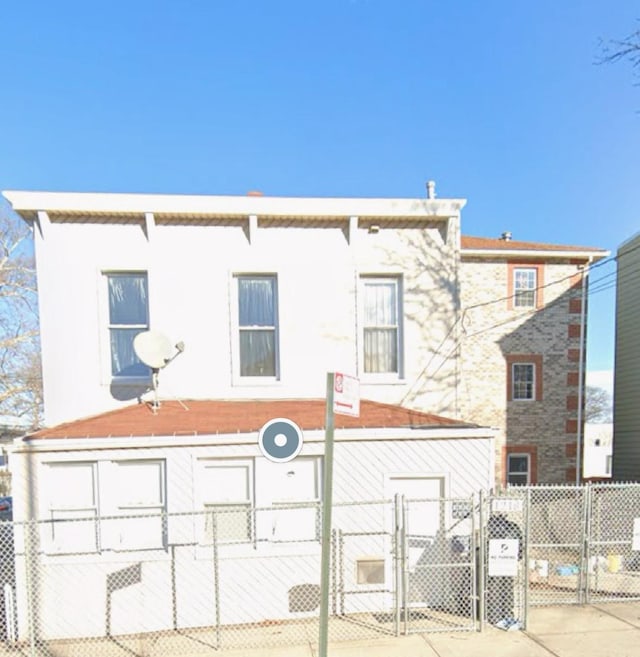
xmin=0 ymin=483 xmax=638 ymax=655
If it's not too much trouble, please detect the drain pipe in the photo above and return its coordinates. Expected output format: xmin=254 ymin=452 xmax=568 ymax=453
xmin=576 ymin=257 xmax=592 ymax=485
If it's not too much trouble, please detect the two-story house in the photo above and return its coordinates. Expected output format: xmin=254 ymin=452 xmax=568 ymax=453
xmin=0 ymin=188 xmax=607 ymax=642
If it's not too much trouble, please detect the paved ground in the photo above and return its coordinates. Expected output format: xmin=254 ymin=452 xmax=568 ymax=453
xmin=216 ymin=602 xmax=640 ymax=657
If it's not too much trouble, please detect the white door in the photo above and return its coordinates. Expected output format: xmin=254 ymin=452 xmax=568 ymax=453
xmin=385 ymin=475 xmax=446 ymax=608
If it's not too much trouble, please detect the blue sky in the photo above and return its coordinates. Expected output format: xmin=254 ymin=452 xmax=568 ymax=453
xmin=1 ymin=1 xmax=638 ymax=374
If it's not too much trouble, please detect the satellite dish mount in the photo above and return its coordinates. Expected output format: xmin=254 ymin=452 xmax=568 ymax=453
xmin=133 ymin=330 xmax=185 ymax=412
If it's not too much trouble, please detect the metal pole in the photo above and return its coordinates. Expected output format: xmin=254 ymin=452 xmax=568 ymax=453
xmin=523 ymin=487 xmax=531 ymax=630
xmin=318 ymin=372 xmax=336 ymax=657
xmin=576 ymin=258 xmax=592 ymax=485
xmin=212 ymin=511 xmax=221 ymax=651
xmin=478 ymin=490 xmax=485 ymax=632
xmin=394 ymin=494 xmax=402 ymax=637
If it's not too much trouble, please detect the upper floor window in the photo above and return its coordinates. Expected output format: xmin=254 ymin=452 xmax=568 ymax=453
xmin=362 ymin=277 xmax=402 ymax=376
xmin=512 ymin=363 xmax=535 ymax=400
xmin=513 ymin=267 xmax=537 ymax=307
xmin=107 ymin=273 xmax=149 ymax=378
xmin=506 ymin=354 xmax=543 ymax=402
xmin=237 ymin=275 xmax=279 ymax=378
xmin=508 ymin=263 xmax=544 ymax=310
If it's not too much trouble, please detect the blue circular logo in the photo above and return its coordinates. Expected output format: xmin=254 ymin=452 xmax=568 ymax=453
xmin=258 ymin=418 xmax=304 ymax=462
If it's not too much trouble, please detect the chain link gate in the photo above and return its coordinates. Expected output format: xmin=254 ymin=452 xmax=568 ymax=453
xmin=587 ymin=483 xmax=640 ymax=603
xmin=401 ymin=495 xmax=477 ymax=633
xmin=526 ymin=485 xmax=589 ymax=606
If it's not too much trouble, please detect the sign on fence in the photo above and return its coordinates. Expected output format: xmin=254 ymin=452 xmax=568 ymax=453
xmin=488 ymin=539 xmax=520 ymax=577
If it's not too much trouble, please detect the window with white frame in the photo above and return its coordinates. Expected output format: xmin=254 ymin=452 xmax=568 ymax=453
xmin=199 ymin=460 xmax=253 ymax=544
xmin=513 ymin=267 xmax=537 ymax=308
xmin=236 ymin=275 xmax=279 ymax=378
xmin=362 ymin=277 xmax=402 ymax=375
xmin=506 ymin=454 xmax=530 ymax=486
xmin=512 ymin=363 xmax=535 ymax=400
xmin=268 ymin=457 xmax=322 ymax=543
xmin=44 ymin=462 xmax=99 ymax=553
xmin=112 ymin=460 xmax=166 ymax=550
xmin=107 ymin=272 xmax=149 ymax=378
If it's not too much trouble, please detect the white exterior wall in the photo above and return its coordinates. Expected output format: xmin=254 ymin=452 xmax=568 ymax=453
xmin=33 ymin=215 xmax=460 ymax=426
xmin=10 ymin=431 xmax=493 ymax=639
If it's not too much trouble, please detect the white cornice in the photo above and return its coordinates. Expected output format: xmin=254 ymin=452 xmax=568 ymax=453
xmin=461 ymin=248 xmax=609 ymax=261
xmin=3 ymin=190 xmax=466 ymax=220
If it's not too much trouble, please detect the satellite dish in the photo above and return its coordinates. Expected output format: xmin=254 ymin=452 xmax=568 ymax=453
xmin=134 ymin=331 xmax=173 ymax=369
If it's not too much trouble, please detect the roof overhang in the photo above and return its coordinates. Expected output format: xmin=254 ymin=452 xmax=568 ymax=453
xmin=3 ymin=190 xmax=467 ymax=223
xmin=462 ymin=248 xmax=609 ymax=261
xmin=14 ymin=425 xmax=496 ymax=453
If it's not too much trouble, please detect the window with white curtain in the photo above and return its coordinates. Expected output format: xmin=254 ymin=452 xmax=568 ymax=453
xmin=107 ymin=272 xmax=149 ymax=378
xmin=236 ymin=275 xmax=278 ymax=378
xmin=112 ymin=460 xmax=166 ymax=550
xmin=362 ymin=277 xmax=402 ymax=375
xmin=44 ymin=462 xmax=99 ymax=553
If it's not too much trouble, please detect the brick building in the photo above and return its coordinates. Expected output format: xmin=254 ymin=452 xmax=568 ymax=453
xmin=459 ymin=235 xmax=608 ymax=484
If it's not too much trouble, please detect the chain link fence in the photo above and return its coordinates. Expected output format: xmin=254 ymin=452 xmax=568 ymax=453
xmin=0 ymin=484 xmax=637 ymax=654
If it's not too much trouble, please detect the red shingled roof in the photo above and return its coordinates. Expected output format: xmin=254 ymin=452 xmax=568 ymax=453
xmin=29 ymin=399 xmax=471 ymax=439
xmin=461 ymin=235 xmax=606 ymax=253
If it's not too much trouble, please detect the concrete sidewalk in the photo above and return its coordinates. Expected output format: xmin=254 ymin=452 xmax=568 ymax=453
xmin=218 ymin=603 xmax=640 ymax=657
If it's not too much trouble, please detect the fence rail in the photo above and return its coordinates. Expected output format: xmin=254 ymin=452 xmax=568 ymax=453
xmin=0 ymin=483 xmax=637 ymax=655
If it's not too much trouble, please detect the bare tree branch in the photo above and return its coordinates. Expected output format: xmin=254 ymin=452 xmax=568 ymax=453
xmin=0 ymin=202 xmax=42 ymax=429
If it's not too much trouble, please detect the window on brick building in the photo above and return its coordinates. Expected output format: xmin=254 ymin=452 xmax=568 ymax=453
xmin=506 ymin=355 xmax=542 ymax=402
xmin=507 ymin=454 xmax=530 ymax=485
xmin=513 ymin=267 xmax=537 ymax=307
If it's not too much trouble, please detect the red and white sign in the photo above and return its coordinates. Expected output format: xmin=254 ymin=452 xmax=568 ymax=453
xmin=333 ymin=372 xmax=360 ymax=417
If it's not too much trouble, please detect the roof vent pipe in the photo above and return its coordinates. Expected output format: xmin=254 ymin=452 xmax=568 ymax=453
xmin=501 ymin=231 xmax=512 ymax=241
xmin=426 ymin=180 xmax=436 ymax=199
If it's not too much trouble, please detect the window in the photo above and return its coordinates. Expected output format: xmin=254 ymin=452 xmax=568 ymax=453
xmin=507 ymin=454 xmax=530 ymax=486
xmin=44 ymin=462 xmax=99 ymax=553
xmin=237 ymin=275 xmax=278 ymax=378
xmin=199 ymin=460 xmax=253 ymax=544
xmin=506 ymin=355 xmax=543 ymax=402
xmin=362 ymin=277 xmax=402 ymax=375
xmin=107 ymin=273 xmax=149 ymax=378
xmin=512 ymin=363 xmax=534 ymax=400
xmin=112 ymin=460 xmax=166 ymax=550
xmin=513 ymin=267 xmax=537 ymax=307
xmin=357 ymin=559 xmax=385 ymax=585
xmin=508 ymin=263 xmax=544 ymax=310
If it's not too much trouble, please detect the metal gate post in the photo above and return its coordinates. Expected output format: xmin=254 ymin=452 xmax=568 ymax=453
xmin=478 ymin=490 xmax=485 ymax=632
xmin=212 ymin=511 xmax=221 ymax=651
xmin=402 ymin=496 xmax=409 ymax=636
xmin=523 ymin=487 xmax=531 ymax=630
xmin=581 ymin=484 xmax=592 ymax=604
xmin=393 ymin=494 xmax=402 ymax=637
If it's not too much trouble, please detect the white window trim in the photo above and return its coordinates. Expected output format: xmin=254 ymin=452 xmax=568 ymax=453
xmin=513 ymin=267 xmax=537 ymax=308
xmin=195 ymin=458 xmax=255 ymax=548
xmin=98 ymin=269 xmax=152 ymax=386
xmin=506 ymin=453 xmax=531 ymax=485
xmin=358 ymin=275 xmax=404 ymax=383
xmin=230 ymin=273 xmax=281 ymax=386
xmin=41 ymin=459 xmax=168 ymax=556
xmin=512 ymin=362 xmax=536 ymax=401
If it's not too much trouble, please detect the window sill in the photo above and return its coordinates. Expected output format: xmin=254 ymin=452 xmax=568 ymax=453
xmin=360 ymin=376 xmax=406 ymax=386
xmin=232 ymin=377 xmax=281 ymax=387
